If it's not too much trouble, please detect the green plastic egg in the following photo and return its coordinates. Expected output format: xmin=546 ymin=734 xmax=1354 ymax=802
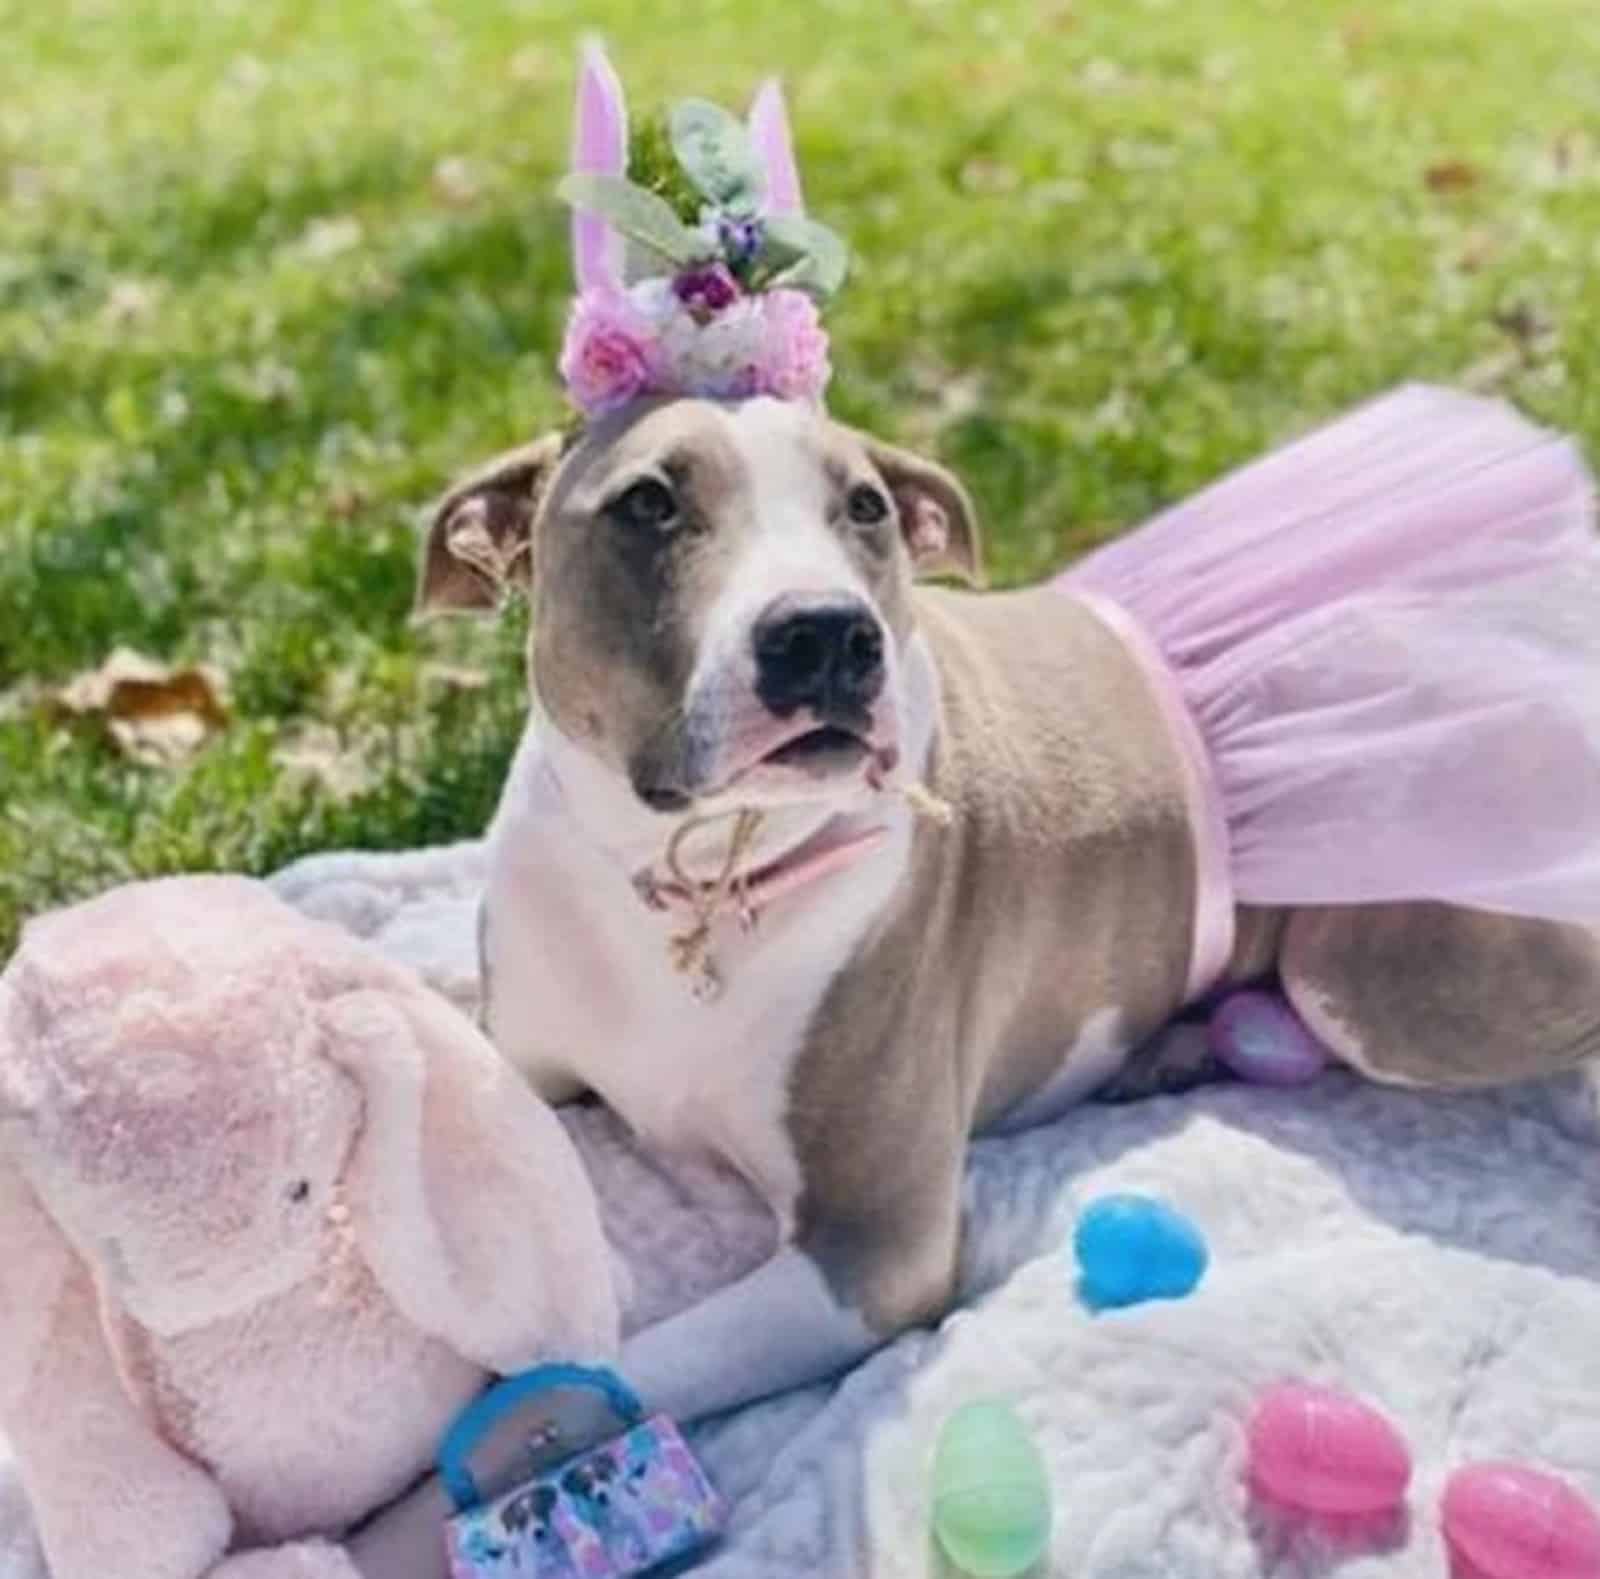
xmin=931 ymin=1401 xmax=1052 ymax=1578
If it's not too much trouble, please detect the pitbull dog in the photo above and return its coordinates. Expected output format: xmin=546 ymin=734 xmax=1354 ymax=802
xmin=416 ymin=395 xmax=1600 ymax=1427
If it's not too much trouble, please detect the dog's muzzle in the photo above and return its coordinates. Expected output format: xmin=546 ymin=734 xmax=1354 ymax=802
xmin=752 ymin=594 xmax=886 ymax=727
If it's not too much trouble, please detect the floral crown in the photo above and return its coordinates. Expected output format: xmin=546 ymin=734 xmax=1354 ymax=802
xmin=555 ymin=43 xmax=848 ymax=418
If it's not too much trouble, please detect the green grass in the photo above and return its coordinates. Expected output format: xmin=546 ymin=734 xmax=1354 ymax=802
xmin=4 ymin=0 xmax=1600 ymax=955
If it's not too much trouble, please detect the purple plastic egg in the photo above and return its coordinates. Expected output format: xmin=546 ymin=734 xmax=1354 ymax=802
xmin=1247 ymin=1382 xmax=1412 ymax=1516
xmin=1210 ymin=991 xmax=1329 ymax=1087
xmin=1442 ymin=1463 xmax=1600 ymax=1579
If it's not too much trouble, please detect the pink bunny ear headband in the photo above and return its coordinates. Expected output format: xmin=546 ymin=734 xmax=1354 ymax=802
xmin=556 ymin=41 xmax=847 ymax=417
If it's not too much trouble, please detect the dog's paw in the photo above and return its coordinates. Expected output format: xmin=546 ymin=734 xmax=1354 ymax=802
xmin=1096 ymin=1020 xmax=1226 ymax=1104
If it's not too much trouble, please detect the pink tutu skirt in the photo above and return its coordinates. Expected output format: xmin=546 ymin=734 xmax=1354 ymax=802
xmin=1057 ymin=384 xmax=1600 ymax=999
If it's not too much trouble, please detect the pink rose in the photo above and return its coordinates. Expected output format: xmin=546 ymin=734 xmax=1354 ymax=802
xmin=559 ymin=288 xmax=657 ymax=415
xmin=754 ymin=289 xmax=832 ymax=403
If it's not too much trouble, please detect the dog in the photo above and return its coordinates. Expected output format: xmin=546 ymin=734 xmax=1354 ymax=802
xmin=413 ymin=392 xmax=1600 ymax=1431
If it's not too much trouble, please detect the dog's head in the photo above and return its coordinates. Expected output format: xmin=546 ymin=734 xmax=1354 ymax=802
xmin=417 ymin=396 xmax=980 ymax=820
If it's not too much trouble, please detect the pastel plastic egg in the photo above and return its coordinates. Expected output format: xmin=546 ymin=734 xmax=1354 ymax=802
xmin=1209 ymin=990 xmax=1329 ymax=1087
xmin=1441 ymin=1463 xmax=1600 ymax=1579
xmin=1246 ymin=1382 xmax=1412 ymax=1515
xmin=1073 ymin=1193 xmax=1208 ymax=1312
xmin=931 ymin=1401 xmax=1052 ymax=1578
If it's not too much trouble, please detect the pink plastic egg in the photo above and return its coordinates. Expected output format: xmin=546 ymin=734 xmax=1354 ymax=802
xmin=1209 ymin=990 xmax=1329 ymax=1087
xmin=1246 ymin=1382 xmax=1412 ymax=1515
xmin=1442 ymin=1463 xmax=1600 ymax=1579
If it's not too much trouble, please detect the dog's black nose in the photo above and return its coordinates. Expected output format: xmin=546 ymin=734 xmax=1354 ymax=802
xmin=753 ymin=596 xmax=886 ymax=719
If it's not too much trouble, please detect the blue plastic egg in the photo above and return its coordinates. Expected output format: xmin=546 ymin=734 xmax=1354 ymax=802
xmin=1072 ymin=1193 xmax=1209 ymax=1312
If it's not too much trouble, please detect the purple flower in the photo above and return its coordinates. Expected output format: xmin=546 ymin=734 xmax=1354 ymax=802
xmin=672 ymin=262 xmax=740 ymax=320
xmin=716 ymin=213 xmax=765 ymax=268
xmin=753 ymin=289 xmax=832 ymax=403
xmin=558 ymin=288 xmax=657 ymax=414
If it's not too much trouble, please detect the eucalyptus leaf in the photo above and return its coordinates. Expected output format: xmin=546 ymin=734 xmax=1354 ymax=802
xmin=622 ymin=238 xmax=675 ymax=286
xmin=762 ymin=215 xmax=850 ymax=300
xmin=758 ymin=220 xmax=808 ymax=267
xmin=556 ymin=173 xmax=706 ymax=266
xmin=670 ymin=98 xmax=765 ymax=210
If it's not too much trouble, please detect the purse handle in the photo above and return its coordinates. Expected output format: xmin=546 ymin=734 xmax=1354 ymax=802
xmin=437 ymin=1363 xmax=646 ymax=1512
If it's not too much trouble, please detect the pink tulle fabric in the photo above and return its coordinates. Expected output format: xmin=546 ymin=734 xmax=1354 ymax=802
xmin=1059 ymin=384 xmax=1600 ymax=931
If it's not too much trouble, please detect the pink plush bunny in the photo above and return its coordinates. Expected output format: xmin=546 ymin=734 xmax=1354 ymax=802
xmin=0 ymin=877 xmax=620 ymax=1579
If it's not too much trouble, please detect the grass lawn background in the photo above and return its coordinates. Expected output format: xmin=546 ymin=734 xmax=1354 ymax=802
xmin=4 ymin=0 xmax=1599 ymax=955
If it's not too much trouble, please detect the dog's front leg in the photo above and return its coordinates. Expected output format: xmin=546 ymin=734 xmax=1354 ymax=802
xmin=623 ymin=1146 xmax=965 ymax=1424
xmin=619 ymin=1247 xmax=883 ymax=1423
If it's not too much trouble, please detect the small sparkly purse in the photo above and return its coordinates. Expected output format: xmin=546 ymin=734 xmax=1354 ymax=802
xmin=440 ymin=1365 xmax=727 ymax=1579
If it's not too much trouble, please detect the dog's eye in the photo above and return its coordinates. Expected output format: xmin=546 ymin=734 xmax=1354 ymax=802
xmin=286 ymin=1179 xmax=311 ymax=1205
xmin=608 ymin=477 xmax=678 ymax=532
xmin=846 ymin=483 xmax=890 ymax=526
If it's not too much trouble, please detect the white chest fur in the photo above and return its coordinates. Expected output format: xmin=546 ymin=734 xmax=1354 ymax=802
xmin=480 ymin=732 xmax=913 ymax=1229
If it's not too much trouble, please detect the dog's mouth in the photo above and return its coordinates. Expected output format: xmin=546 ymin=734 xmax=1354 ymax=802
xmin=635 ymin=722 xmax=882 ymax=812
xmin=756 ymin=724 xmax=872 ymax=776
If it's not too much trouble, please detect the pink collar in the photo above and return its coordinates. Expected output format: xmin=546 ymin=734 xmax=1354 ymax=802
xmin=633 ymin=817 xmax=889 ymax=926
xmin=629 ymin=810 xmax=892 ymax=1000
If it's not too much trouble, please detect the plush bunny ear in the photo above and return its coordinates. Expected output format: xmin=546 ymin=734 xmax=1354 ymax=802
xmin=570 ymin=38 xmax=629 ymax=291
xmin=323 ymin=983 xmax=620 ymax=1375
xmin=0 ymin=1153 xmax=74 ymax=1420
xmin=748 ymin=78 xmax=804 ymax=217
xmin=0 ymin=978 xmax=71 ymax=1421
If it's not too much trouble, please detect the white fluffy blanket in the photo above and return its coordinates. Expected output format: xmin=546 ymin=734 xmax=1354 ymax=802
xmin=6 ymin=841 xmax=1600 ymax=1578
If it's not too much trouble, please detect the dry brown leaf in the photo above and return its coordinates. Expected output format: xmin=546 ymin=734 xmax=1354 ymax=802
xmin=1339 ymin=13 xmax=1376 ymax=52
xmin=1424 ymin=159 xmax=1482 ymax=194
xmin=959 ymin=158 xmax=1020 ymax=195
xmin=1456 ymin=227 xmax=1502 ymax=273
xmin=222 ymin=359 xmax=301 ymax=406
xmin=49 ymin=648 xmax=228 ymax=765
xmin=1459 ymin=349 xmax=1521 ymax=394
xmin=273 ymin=723 xmax=374 ymax=801
xmin=421 ymin=663 xmax=491 ymax=694
xmin=1550 ymin=128 xmax=1590 ymax=176
xmin=297 ymin=216 xmax=363 ymax=261
xmin=432 ymin=156 xmax=482 ymax=208
xmin=321 ymin=663 xmax=366 ymax=717
xmin=1491 ymin=301 xmax=1557 ymax=353
xmin=102 ymin=278 xmax=163 ymax=327
xmin=955 ymin=60 xmax=1021 ymax=90
xmin=327 ymin=483 xmax=370 ymax=520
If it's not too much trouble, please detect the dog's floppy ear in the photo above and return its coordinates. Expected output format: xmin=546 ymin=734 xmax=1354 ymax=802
xmin=861 ymin=435 xmax=984 ymax=587
xmin=415 ymin=433 xmax=567 ymax=617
